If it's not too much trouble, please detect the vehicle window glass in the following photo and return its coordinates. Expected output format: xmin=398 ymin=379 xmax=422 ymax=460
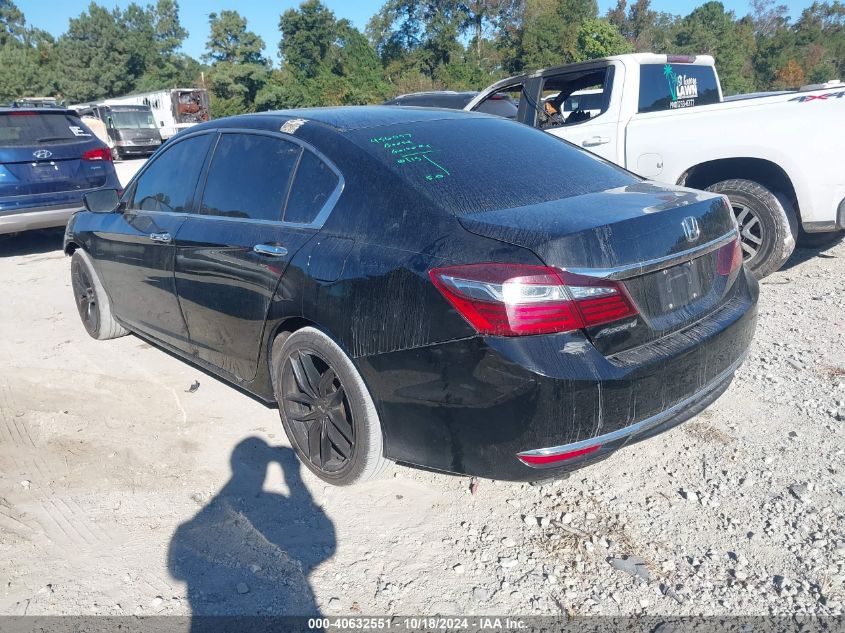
xmin=110 ymin=109 xmax=157 ymax=129
xmin=638 ymin=64 xmax=720 ymax=113
xmin=354 ymin=117 xmax=636 ymax=215
xmin=539 ymin=67 xmax=611 ymax=129
xmin=130 ymin=134 xmax=213 ymax=213
xmin=471 ymin=87 xmax=520 ymax=120
xmin=0 ymin=112 xmax=92 ymax=146
xmin=284 ymin=150 xmax=339 ymax=224
xmin=201 ymin=134 xmax=300 ymax=221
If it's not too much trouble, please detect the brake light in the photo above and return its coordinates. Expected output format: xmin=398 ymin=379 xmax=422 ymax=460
xmin=82 ymin=147 xmax=112 ymax=162
xmin=9 ymin=111 xmax=36 ymax=116
xmin=428 ymin=263 xmax=638 ymax=336
xmin=717 ymin=238 xmax=742 ymax=275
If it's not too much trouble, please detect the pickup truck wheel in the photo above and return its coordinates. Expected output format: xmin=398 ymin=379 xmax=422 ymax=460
xmin=272 ymin=327 xmax=391 ymax=486
xmin=706 ymin=179 xmax=796 ymax=279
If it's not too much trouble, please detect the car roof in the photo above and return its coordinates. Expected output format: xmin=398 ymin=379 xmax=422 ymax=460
xmin=190 ymin=105 xmax=493 ymax=134
xmin=0 ymin=107 xmax=76 ymax=115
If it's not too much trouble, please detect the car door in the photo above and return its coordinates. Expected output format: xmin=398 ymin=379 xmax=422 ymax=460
xmin=539 ymin=65 xmax=625 ymax=163
xmin=90 ymin=132 xmax=214 ymax=349
xmin=174 ymin=130 xmax=342 ymax=382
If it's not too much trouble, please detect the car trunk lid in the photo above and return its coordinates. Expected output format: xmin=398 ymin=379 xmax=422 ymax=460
xmin=458 ymin=183 xmax=740 ymax=353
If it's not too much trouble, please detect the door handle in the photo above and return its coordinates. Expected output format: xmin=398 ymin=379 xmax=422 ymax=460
xmin=582 ymin=136 xmax=610 ymax=147
xmin=149 ymin=232 xmax=172 ymax=243
xmin=253 ymin=244 xmax=288 ymax=257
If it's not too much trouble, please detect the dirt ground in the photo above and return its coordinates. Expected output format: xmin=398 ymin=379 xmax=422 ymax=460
xmin=0 ymin=227 xmax=843 ymax=618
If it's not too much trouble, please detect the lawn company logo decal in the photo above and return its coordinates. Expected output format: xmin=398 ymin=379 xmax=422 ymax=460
xmin=664 ymin=64 xmax=698 ymax=108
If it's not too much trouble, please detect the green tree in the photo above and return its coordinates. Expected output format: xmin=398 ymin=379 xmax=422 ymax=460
xmin=137 ymin=0 xmax=195 ymax=89
xmin=574 ymin=17 xmax=632 ymax=60
xmin=279 ymin=0 xmax=336 ymax=78
xmin=0 ymin=0 xmax=25 ymax=46
xmin=204 ymin=10 xmax=266 ymax=65
xmin=674 ymin=1 xmax=757 ymax=94
xmin=266 ymin=1 xmax=387 ymax=109
xmin=55 ymin=3 xmax=134 ymax=102
xmin=203 ymin=10 xmax=268 ymax=116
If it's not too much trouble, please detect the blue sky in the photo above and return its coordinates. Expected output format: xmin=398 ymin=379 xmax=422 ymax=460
xmin=19 ymin=0 xmax=811 ymax=64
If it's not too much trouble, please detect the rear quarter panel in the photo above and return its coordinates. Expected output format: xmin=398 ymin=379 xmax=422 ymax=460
xmin=624 ymin=89 xmax=845 ymax=224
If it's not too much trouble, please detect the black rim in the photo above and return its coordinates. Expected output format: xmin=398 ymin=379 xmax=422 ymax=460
xmin=732 ymin=202 xmax=763 ymax=263
xmin=281 ymin=349 xmax=355 ymax=474
xmin=71 ymin=262 xmax=99 ymax=334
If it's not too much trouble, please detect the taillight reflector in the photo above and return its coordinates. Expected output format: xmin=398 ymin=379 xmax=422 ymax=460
xmin=517 ymin=444 xmax=601 ymax=465
xmin=716 ymin=238 xmax=742 ymax=276
xmin=82 ymin=147 xmax=112 ymax=162
xmin=429 ymin=263 xmax=637 ymax=336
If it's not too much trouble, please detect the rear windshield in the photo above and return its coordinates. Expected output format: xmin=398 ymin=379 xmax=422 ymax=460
xmin=638 ymin=63 xmax=720 ymax=113
xmin=350 ymin=117 xmax=636 ymax=214
xmin=0 ymin=112 xmax=93 ymax=146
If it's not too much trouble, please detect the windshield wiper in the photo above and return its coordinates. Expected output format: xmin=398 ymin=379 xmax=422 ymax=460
xmin=36 ymin=136 xmax=73 ymax=143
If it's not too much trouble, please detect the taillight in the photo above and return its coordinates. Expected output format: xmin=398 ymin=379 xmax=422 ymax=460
xmin=428 ymin=263 xmax=638 ymax=336
xmin=717 ymin=238 xmax=742 ymax=276
xmin=82 ymin=147 xmax=112 ymax=162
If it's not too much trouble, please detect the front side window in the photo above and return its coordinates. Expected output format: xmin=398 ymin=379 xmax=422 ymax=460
xmin=638 ymin=63 xmax=720 ymax=113
xmin=130 ymin=133 xmax=214 ymax=213
xmin=284 ymin=150 xmax=339 ymax=224
xmin=539 ymin=67 xmax=612 ymax=129
xmin=201 ymin=134 xmax=300 ymax=221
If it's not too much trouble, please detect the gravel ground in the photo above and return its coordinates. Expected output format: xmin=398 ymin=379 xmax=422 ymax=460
xmin=0 ymin=230 xmax=843 ymax=618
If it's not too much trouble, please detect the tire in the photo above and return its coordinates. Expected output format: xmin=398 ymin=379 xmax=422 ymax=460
xmin=271 ymin=327 xmax=391 ymax=486
xmin=110 ymin=147 xmax=121 ymax=162
xmin=706 ymin=179 xmax=797 ymax=279
xmin=797 ymin=228 xmax=844 ymax=249
xmin=70 ymin=250 xmax=129 ymax=340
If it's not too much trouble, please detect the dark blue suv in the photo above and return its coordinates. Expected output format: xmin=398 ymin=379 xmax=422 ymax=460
xmin=0 ymin=107 xmax=122 ymax=235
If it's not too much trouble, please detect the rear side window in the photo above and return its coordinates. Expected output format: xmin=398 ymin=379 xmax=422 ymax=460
xmin=638 ymin=64 xmax=720 ymax=113
xmin=130 ymin=134 xmax=213 ymax=212
xmin=352 ymin=117 xmax=636 ymax=215
xmin=201 ymin=134 xmax=300 ymax=221
xmin=0 ymin=112 xmax=92 ymax=146
xmin=284 ymin=150 xmax=339 ymax=224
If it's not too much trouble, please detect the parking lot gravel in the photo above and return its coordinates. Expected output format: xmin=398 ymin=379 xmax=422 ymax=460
xmin=0 ymin=230 xmax=843 ymax=617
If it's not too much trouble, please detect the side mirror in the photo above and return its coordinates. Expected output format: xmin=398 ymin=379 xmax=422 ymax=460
xmin=83 ymin=189 xmax=120 ymax=213
xmin=107 ymin=117 xmax=114 ymax=129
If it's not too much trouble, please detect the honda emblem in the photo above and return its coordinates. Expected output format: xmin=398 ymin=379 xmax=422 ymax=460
xmin=681 ymin=216 xmax=701 ymax=243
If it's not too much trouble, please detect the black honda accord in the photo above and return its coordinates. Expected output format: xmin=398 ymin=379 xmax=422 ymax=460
xmin=64 ymin=107 xmax=757 ymax=485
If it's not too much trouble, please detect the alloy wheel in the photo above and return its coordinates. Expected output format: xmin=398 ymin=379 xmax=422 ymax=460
xmin=732 ymin=202 xmax=763 ymax=263
xmin=71 ymin=263 xmax=100 ymax=334
xmin=280 ymin=349 xmax=355 ymax=474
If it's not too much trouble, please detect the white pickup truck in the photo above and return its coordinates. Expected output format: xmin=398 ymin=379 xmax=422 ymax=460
xmin=466 ymin=53 xmax=845 ymax=277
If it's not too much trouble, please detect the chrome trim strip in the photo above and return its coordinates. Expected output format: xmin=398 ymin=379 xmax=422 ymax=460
xmin=564 ymin=229 xmax=738 ymax=280
xmin=516 ymin=351 xmax=747 ymax=464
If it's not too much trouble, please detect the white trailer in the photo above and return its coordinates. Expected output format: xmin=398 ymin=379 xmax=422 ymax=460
xmin=103 ymin=89 xmax=210 ymax=139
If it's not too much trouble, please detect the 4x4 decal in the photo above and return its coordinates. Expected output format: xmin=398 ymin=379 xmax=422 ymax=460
xmin=790 ymin=90 xmax=845 ymax=102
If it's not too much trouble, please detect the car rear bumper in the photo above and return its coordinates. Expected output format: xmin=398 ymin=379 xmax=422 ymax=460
xmin=357 ymin=269 xmax=758 ymax=481
xmin=0 ymin=204 xmax=80 ymax=235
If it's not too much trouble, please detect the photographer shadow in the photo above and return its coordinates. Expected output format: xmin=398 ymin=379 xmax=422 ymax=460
xmin=168 ymin=438 xmax=335 ymax=620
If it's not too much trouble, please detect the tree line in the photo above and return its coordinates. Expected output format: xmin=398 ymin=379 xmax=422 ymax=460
xmin=0 ymin=0 xmax=842 ymax=115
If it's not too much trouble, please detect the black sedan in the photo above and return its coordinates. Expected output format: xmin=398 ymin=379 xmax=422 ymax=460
xmin=64 ymin=107 xmax=757 ymax=485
